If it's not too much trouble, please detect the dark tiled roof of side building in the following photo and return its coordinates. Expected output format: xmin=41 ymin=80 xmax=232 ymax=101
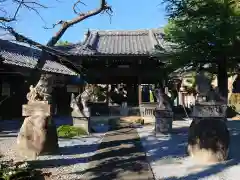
xmin=0 ymin=39 xmax=77 ymax=75
xmin=60 ymin=28 xmax=172 ymax=56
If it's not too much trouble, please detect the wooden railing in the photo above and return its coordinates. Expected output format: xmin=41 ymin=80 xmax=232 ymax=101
xmin=139 ymin=102 xmax=158 ymax=117
xmin=88 ymin=102 xmax=158 ymax=117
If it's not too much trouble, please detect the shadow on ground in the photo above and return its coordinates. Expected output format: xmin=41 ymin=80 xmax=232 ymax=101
xmin=142 ymin=126 xmax=189 ymax=163
xmin=141 ymin=120 xmax=240 ymax=180
xmin=71 ymin=127 xmax=154 ymax=180
xmin=0 ymin=116 xmax=74 ymax=133
xmin=29 ymin=157 xmax=90 ymax=168
xmin=2 ymin=117 xmax=240 ymax=180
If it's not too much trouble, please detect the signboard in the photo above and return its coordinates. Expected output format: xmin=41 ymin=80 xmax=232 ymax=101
xmin=67 ymin=85 xmax=79 ymax=93
xmin=1 ymin=83 xmax=10 ymax=96
xmin=229 ymin=93 xmax=240 ymax=112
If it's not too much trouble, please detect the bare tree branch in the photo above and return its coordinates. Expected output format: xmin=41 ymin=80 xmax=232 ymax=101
xmin=3 ymin=0 xmax=112 ymax=75
xmin=46 ymin=0 xmax=112 ymax=46
xmin=43 ymin=20 xmax=65 ymax=29
xmin=0 ymin=0 xmax=24 ymax=22
xmin=14 ymin=0 xmax=48 ymax=8
xmin=73 ymin=0 xmax=87 ymax=15
xmin=0 ymin=0 xmax=47 ymax=23
xmin=6 ymin=27 xmax=81 ymax=74
xmin=0 ymin=17 xmax=13 ymax=22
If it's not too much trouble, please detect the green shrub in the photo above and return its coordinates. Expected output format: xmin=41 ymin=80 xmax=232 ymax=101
xmin=57 ymin=125 xmax=88 ymax=138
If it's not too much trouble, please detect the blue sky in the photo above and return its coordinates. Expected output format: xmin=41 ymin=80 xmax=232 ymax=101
xmin=3 ymin=0 xmax=167 ymax=44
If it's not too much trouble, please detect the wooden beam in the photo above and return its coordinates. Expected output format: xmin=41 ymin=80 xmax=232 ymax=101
xmin=84 ymin=76 xmax=165 ymax=84
xmin=138 ymin=77 xmax=142 ymax=105
xmin=85 ymin=67 xmax=164 ymax=77
xmin=106 ymin=84 xmax=109 ymax=105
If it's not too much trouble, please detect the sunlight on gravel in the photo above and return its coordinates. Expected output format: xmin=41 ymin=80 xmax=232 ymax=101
xmin=0 ymin=129 xmax=105 ymax=180
xmin=137 ymin=120 xmax=240 ymax=180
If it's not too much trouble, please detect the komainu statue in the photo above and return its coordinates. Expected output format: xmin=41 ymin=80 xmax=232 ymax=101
xmin=195 ymin=70 xmax=227 ymax=103
xmin=154 ymin=87 xmax=172 ymax=111
xmin=80 ymin=84 xmax=95 ymax=111
xmin=71 ymin=84 xmax=95 ymax=134
xmin=188 ymin=69 xmax=229 ymax=163
xmin=17 ymin=74 xmax=58 ymax=159
xmin=71 ymin=84 xmax=95 ymax=117
xmin=26 ymin=74 xmax=53 ymax=103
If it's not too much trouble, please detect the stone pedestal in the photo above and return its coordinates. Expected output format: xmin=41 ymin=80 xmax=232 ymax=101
xmin=17 ymin=101 xmax=58 ymax=159
xmin=188 ymin=102 xmax=230 ymax=163
xmin=72 ymin=108 xmax=90 ymax=134
xmin=120 ymin=102 xmax=128 ymax=116
xmin=192 ymin=102 xmax=227 ymax=118
xmin=154 ymin=109 xmax=173 ymax=134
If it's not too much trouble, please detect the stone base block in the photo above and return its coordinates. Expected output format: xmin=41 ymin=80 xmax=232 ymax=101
xmin=17 ymin=116 xmax=58 ymax=159
xmin=22 ymin=102 xmax=51 ymax=116
xmin=73 ymin=117 xmax=90 ymax=134
xmin=155 ymin=117 xmax=173 ymax=134
xmin=188 ymin=118 xmax=230 ymax=163
xmin=155 ymin=110 xmax=173 ymax=134
xmin=193 ymin=102 xmax=227 ymax=118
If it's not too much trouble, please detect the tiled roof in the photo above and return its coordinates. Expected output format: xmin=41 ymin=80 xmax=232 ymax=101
xmin=0 ymin=39 xmax=77 ymax=75
xmin=62 ymin=28 xmax=169 ymax=56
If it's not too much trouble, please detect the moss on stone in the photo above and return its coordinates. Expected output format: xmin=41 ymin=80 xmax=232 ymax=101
xmin=57 ymin=125 xmax=88 ymax=138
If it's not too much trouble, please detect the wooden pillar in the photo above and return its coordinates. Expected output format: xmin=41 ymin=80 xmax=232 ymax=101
xmin=106 ymin=84 xmax=109 ymax=106
xmin=138 ymin=77 xmax=142 ymax=105
xmin=179 ymin=87 xmax=186 ymax=107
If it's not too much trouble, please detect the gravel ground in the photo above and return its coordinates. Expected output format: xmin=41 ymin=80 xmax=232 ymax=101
xmin=137 ymin=120 xmax=240 ymax=180
xmin=0 ymin=119 xmax=106 ymax=180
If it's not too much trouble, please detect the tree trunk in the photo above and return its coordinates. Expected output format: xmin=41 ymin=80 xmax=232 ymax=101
xmin=217 ymin=57 xmax=228 ymax=100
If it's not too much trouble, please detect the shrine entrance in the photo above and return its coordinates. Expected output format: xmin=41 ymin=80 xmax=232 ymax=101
xmin=64 ymin=29 xmax=168 ymax=106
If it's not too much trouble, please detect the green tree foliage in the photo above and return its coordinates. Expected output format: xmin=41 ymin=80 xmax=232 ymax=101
xmin=56 ymin=40 xmax=70 ymax=46
xmin=162 ymin=0 xmax=240 ymax=97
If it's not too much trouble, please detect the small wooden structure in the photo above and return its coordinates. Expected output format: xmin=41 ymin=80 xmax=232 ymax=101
xmin=0 ymin=39 xmax=77 ymax=119
xmin=0 ymin=29 xmax=171 ymax=120
xmin=59 ymin=29 xmax=170 ymax=107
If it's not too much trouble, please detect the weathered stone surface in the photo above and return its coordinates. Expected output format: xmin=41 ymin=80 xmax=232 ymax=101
xmin=73 ymin=117 xmax=90 ymax=134
xmin=17 ymin=115 xmax=58 ymax=159
xmin=154 ymin=88 xmax=172 ymax=110
xmin=155 ymin=110 xmax=173 ymax=134
xmin=153 ymin=87 xmax=173 ymax=134
xmin=18 ymin=74 xmax=58 ymax=159
xmin=193 ymin=102 xmax=227 ymax=118
xmin=71 ymin=93 xmax=91 ymax=134
xmin=22 ymin=102 xmax=51 ymax=117
xmin=188 ymin=70 xmax=230 ymax=162
xmin=187 ymin=119 xmax=230 ymax=163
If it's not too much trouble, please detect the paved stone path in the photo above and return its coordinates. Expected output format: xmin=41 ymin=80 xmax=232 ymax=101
xmin=82 ymin=126 xmax=155 ymax=180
